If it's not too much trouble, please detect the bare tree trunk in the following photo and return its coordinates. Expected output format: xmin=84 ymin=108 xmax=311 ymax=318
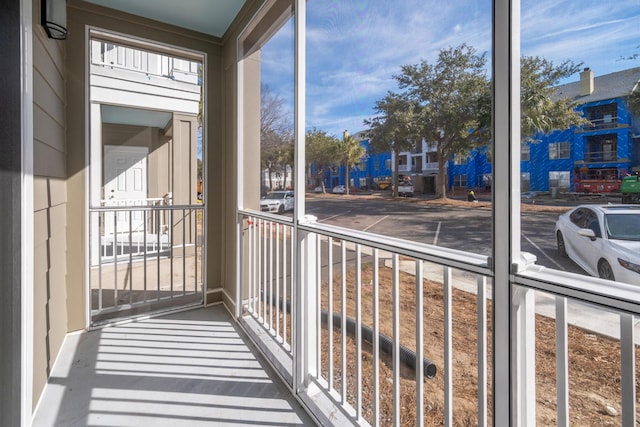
xmin=318 ymin=170 xmax=326 ymax=193
xmin=283 ymin=165 xmax=288 ymax=190
xmin=437 ymin=155 xmax=448 ymax=199
xmin=392 ymin=148 xmax=400 ymax=197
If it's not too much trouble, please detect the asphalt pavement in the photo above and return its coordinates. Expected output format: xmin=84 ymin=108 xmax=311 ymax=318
xmin=304 ymin=191 xmax=640 ymax=343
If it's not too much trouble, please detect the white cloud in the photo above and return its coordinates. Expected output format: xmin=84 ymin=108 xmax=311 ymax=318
xmin=258 ymin=0 xmax=640 ymax=135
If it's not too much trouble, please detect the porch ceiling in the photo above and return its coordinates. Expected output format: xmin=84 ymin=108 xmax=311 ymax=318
xmin=83 ymin=0 xmax=247 ymax=38
xmin=101 ymin=105 xmax=173 ymax=129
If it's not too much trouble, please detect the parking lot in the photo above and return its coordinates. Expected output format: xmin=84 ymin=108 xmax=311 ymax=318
xmin=305 ymin=192 xmax=586 ymax=276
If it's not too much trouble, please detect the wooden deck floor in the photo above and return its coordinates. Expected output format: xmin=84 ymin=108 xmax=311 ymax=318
xmin=32 ymin=305 xmax=316 ymax=426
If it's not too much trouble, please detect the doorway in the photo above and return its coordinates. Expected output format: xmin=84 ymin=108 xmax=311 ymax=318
xmin=88 ymin=31 xmax=205 ymax=325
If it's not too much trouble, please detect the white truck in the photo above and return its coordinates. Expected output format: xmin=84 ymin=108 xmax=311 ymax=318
xmin=395 ymin=179 xmax=414 ymax=197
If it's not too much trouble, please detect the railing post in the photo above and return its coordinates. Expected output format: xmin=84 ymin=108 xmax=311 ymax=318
xmin=294 ymin=215 xmax=318 ymax=393
xmin=235 ymin=213 xmax=244 ymax=318
xmin=512 ymin=287 xmax=536 ymax=427
xmin=620 ymin=313 xmax=636 ymax=427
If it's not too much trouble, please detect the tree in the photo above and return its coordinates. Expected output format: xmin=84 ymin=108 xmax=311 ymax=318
xmin=629 ymin=90 xmax=640 ymax=116
xmin=364 ymin=92 xmax=421 ymax=197
xmin=338 ymin=131 xmax=366 ymax=195
xmin=306 ymin=128 xmax=339 ymax=193
xmin=384 ymin=44 xmax=492 ymax=199
xmin=260 ymin=84 xmax=293 ymax=190
xmin=520 ymin=56 xmax=586 ymax=140
xmin=367 ymin=44 xmax=587 ymax=199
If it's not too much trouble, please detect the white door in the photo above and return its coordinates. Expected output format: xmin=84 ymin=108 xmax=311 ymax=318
xmin=103 ymin=145 xmax=148 ymax=235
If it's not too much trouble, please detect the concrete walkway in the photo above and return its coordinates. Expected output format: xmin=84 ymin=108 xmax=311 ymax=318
xmin=392 ymin=258 xmax=640 ymax=344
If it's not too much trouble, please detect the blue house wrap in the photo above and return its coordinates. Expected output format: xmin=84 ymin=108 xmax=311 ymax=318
xmin=309 ymin=137 xmax=392 ymax=190
xmin=449 ymin=67 xmax=640 ymax=193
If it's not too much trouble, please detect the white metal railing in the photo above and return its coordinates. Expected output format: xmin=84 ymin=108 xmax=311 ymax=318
xmin=586 ymin=116 xmax=619 ymax=129
xmin=90 ymin=40 xmax=199 ymax=84
xmin=238 ymin=211 xmax=295 ymax=384
xmin=100 ymin=198 xmax=171 ymax=254
xmin=99 ymin=197 xmax=173 ymax=259
xmin=237 ymin=209 xmax=640 ymax=426
xmin=89 ymin=204 xmax=204 ymax=322
xmin=424 ymin=162 xmax=439 ymax=170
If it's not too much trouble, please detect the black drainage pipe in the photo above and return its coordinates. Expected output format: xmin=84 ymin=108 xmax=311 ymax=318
xmin=263 ymin=292 xmax=436 ymax=379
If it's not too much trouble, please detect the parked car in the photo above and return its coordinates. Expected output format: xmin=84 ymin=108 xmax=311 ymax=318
xmin=555 ymin=205 xmax=640 ymax=285
xmin=332 ymin=185 xmax=346 ymax=194
xmin=260 ymin=190 xmax=294 ymax=213
xmin=314 ymin=186 xmax=324 ymax=193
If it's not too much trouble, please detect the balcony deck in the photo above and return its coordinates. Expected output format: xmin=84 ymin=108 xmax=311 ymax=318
xmin=32 ymin=304 xmax=316 ymax=426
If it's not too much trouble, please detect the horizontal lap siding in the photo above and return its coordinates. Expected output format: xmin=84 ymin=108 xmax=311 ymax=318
xmin=32 ymin=0 xmax=68 ymax=409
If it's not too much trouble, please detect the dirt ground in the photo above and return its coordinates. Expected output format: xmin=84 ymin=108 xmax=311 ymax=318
xmin=307 ymin=194 xmax=636 ymax=426
xmin=317 ymin=264 xmax=639 ymax=426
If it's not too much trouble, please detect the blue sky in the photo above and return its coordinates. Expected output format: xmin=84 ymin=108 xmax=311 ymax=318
xmin=260 ymin=0 xmax=640 ymax=138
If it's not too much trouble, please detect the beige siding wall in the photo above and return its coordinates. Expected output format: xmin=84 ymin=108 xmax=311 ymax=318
xmin=220 ymin=1 xmax=280 ymax=310
xmin=31 ymin=0 xmax=266 ymax=409
xmin=32 ymin=0 xmax=68 ymax=407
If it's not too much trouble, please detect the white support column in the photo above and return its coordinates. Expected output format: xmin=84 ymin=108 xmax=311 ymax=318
xmin=20 ymin=0 xmax=34 ymax=423
xmin=293 ymin=0 xmax=306 ymax=218
xmin=90 ymin=103 xmax=102 ymax=267
xmin=493 ymin=0 xmax=521 ymax=424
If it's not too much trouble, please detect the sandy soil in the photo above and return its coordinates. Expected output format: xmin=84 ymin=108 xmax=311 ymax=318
xmin=305 ymin=191 xmax=637 ymax=425
xmin=317 ymin=264 xmax=639 ymax=426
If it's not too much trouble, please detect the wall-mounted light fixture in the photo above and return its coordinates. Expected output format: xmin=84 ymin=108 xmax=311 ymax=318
xmin=41 ymin=0 xmax=68 ymax=40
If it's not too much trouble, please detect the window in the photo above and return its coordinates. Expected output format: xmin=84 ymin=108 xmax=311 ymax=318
xmin=549 ymin=171 xmax=570 ymax=189
xmin=374 ymin=160 xmax=379 ymax=171
xmin=586 ymin=103 xmax=617 ymax=129
xmin=454 ymin=174 xmax=467 ymax=187
xmin=586 ymin=134 xmax=618 ymax=162
xmin=521 ymin=172 xmax=530 ymax=192
xmin=385 ymin=159 xmax=391 ymax=170
xmin=521 ymin=143 xmax=530 ymax=161
xmin=454 ymin=154 xmax=468 ymax=165
xmin=549 ymin=141 xmax=570 ymax=160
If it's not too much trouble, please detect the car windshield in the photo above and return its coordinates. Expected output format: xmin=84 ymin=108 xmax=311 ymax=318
xmin=605 ymin=213 xmax=640 ymax=240
xmin=263 ymin=192 xmax=287 ymax=200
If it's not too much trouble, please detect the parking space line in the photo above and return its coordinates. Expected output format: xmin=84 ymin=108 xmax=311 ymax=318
xmin=362 ymin=215 xmax=389 ymax=232
xmin=433 ymin=221 xmax=442 ymax=246
xmin=318 ymin=211 xmax=350 ymax=223
xmin=522 ymin=233 xmax=564 ymax=270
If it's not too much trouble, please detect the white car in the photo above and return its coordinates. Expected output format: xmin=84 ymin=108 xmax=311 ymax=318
xmin=260 ymin=190 xmax=294 ymax=213
xmin=332 ymin=185 xmax=346 ymax=194
xmin=555 ymin=205 xmax=640 ymax=285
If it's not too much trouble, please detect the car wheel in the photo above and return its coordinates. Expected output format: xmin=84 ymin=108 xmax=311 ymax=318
xmin=278 ymin=205 xmax=284 ymax=213
xmin=597 ymin=260 xmax=615 ymax=281
xmin=556 ymin=231 xmax=567 ymax=257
